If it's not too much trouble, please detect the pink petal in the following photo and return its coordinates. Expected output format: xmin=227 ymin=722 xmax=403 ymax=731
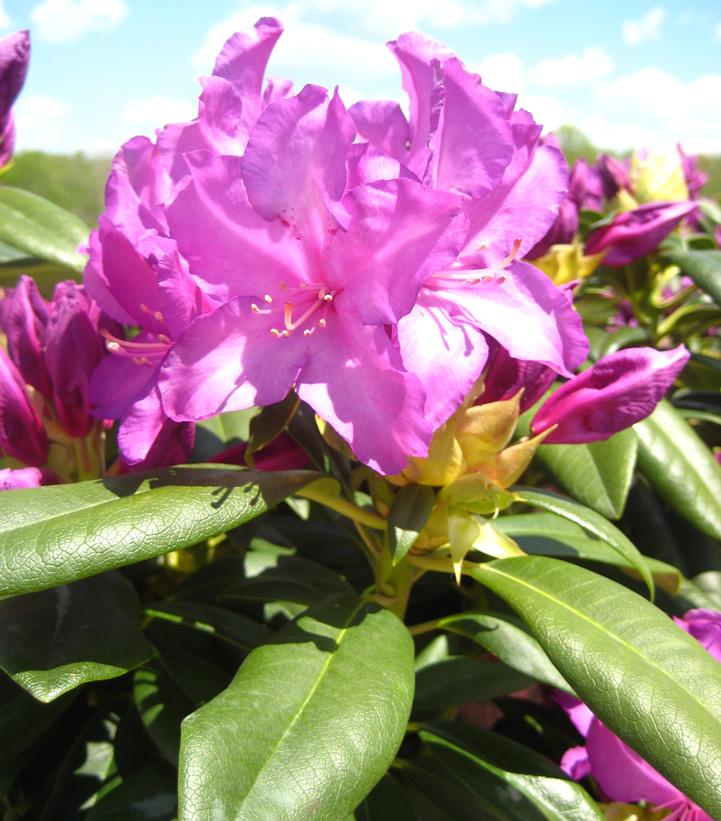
xmin=326 ymin=178 xmax=467 ymax=325
xmin=397 ymin=293 xmax=488 ymax=429
xmin=296 ymin=309 xmax=432 ymax=474
xmin=348 ymin=99 xmax=411 ymax=162
xmin=158 ymin=298 xmax=307 ymax=421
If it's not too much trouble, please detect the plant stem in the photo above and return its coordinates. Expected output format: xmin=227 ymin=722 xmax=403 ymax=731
xmin=297 ymin=485 xmax=387 ymax=530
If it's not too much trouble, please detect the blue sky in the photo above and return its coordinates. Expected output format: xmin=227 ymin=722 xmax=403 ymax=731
xmin=2 ymin=0 xmax=720 ymax=156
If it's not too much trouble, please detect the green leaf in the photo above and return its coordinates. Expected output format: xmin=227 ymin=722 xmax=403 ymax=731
xmin=0 ymin=186 xmax=89 ymax=272
xmin=663 ymin=248 xmax=721 ymax=308
xmin=134 ymin=665 xmax=194 ymax=767
xmin=513 ymin=486 xmax=654 ymax=596
xmin=634 ymin=400 xmax=721 ymax=540
xmin=388 ymin=485 xmax=436 ymax=565
xmin=533 ymin=429 xmax=637 ymax=519
xmin=0 ymin=466 xmax=320 ymax=598
xmin=414 ymin=657 xmax=530 ymax=710
xmin=351 ymin=773 xmax=420 ymax=820
xmin=472 ymin=556 xmax=721 ymax=818
xmin=178 ymin=594 xmax=414 ymax=821
xmin=437 ymin=611 xmax=572 ymax=692
xmin=0 ymin=572 xmax=153 ymax=702
xmin=192 ymin=409 xmax=260 ymax=461
xmin=419 ymin=722 xmax=603 ymax=821
xmin=497 ymin=512 xmax=682 ymax=593
xmin=220 ymin=552 xmax=354 ymax=607
xmin=86 ymin=761 xmax=177 ymax=820
xmin=246 ymin=392 xmax=299 ymax=464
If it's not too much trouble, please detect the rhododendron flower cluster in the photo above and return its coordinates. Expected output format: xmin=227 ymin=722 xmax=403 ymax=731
xmin=85 ymin=19 xmax=591 ymax=474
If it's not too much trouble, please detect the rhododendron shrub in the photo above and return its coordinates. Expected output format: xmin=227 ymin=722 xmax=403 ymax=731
xmin=1 ymin=21 xmax=721 ymax=821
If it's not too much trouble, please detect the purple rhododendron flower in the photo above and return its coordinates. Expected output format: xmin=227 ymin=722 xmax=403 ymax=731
xmin=557 ymin=609 xmax=721 ymax=820
xmin=531 ymin=345 xmax=689 ymax=444
xmin=158 ymin=86 xmax=465 ymax=474
xmin=0 ymin=346 xmax=48 ymax=466
xmin=0 ymin=466 xmax=42 ymax=490
xmin=585 ymin=201 xmax=698 ymax=266
xmin=2 ymin=275 xmax=52 ymax=399
xmin=0 ymin=30 xmax=29 ymax=166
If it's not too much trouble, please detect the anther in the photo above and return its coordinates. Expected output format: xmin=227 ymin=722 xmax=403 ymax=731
xmin=319 ymin=318 xmax=327 ymax=328
xmin=303 ymin=327 xmax=315 ymax=336
xmin=154 ymin=311 xmax=165 ymax=322
xmin=106 ymin=340 xmax=121 ymax=352
xmin=263 ymin=294 xmax=273 ymax=304
xmin=251 ymin=303 xmax=261 ymax=313
xmin=157 ymin=334 xmax=171 ymax=345
xmin=271 ymin=328 xmax=282 ymax=337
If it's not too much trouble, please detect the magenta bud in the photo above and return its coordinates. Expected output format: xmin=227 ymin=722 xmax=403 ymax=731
xmin=0 ymin=30 xmax=30 ymax=166
xmin=585 ymin=201 xmax=698 ymax=267
xmin=596 ymin=153 xmax=630 ymax=200
xmin=1 ymin=275 xmax=51 ymax=398
xmin=0 ymin=347 xmax=49 ymax=465
xmin=531 ymin=345 xmax=690 ymax=444
xmin=0 ymin=466 xmax=42 ymax=490
xmin=44 ymin=282 xmax=105 ymax=438
xmin=673 ymin=609 xmax=721 ymax=665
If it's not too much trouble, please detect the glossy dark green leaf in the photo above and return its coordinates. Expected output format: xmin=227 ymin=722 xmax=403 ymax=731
xmin=663 ymin=248 xmax=721 ymax=308
xmin=420 ymin=722 xmax=602 ymax=820
xmin=178 ymin=595 xmax=414 ymax=820
xmin=246 ymin=392 xmax=299 ymax=464
xmin=513 ymin=486 xmax=654 ymax=596
xmin=0 ymin=466 xmax=320 ymax=597
xmin=497 ymin=512 xmax=682 ymax=592
xmin=351 ymin=773 xmax=420 ymax=820
xmin=220 ymin=552 xmax=355 ymax=607
xmin=133 ymin=665 xmax=193 ymax=767
xmin=85 ymin=761 xmax=177 ymax=820
xmin=437 ymin=611 xmax=571 ymax=692
xmin=472 ymin=556 xmax=721 ymax=818
xmin=414 ymin=657 xmax=530 ymax=710
xmin=534 ymin=429 xmax=637 ymax=519
xmin=192 ymin=409 xmax=260 ymax=461
xmin=634 ymin=400 xmax=721 ymax=540
xmin=0 ymin=186 xmax=89 ymax=272
xmin=0 ymin=572 xmax=153 ymax=702
xmin=146 ymin=600 xmax=271 ymax=652
xmin=388 ymin=485 xmax=435 ymax=565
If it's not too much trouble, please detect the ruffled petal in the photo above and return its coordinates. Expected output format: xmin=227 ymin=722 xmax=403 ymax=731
xmin=166 ymin=151 xmax=305 ymax=301
xmin=397 ymin=293 xmax=488 ymax=429
xmin=441 ymin=261 xmax=589 ymax=377
xmin=158 ymin=298 xmax=307 ymax=421
xmin=296 ymin=309 xmax=432 ymax=474
xmin=348 ymin=99 xmax=411 ymax=162
xmin=327 ymin=178 xmax=467 ymax=324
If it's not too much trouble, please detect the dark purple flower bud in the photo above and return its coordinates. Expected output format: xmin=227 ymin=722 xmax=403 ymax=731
xmin=673 ymin=609 xmax=721 ymax=665
xmin=0 ymin=30 xmax=30 ymax=166
xmin=1 ymin=275 xmax=51 ymax=398
xmin=44 ymin=282 xmax=105 ymax=437
xmin=531 ymin=345 xmax=689 ymax=444
xmin=0 ymin=347 xmax=48 ymax=465
xmin=596 ymin=153 xmax=630 ymax=200
xmin=479 ymin=339 xmax=556 ymax=412
xmin=0 ymin=466 xmax=42 ymax=490
xmin=585 ymin=201 xmax=698 ymax=267
xmin=526 ymin=197 xmax=579 ymax=259
xmin=568 ymin=158 xmax=604 ymax=211
xmin=677 ymin=144 xmax=708 ymax=201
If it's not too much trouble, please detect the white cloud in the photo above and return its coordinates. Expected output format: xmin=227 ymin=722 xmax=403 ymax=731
xmin=623 ymin=7 xmax=665 ymax=46
xmin=517 ymin=92 xmax=566 ymax=130
xmin=0 ymin=1 xmax=11 ymax=29
xmin=529 ymin=47 xmax=614 ymax=88
xmin=596 ymin=66 xmax=721 ymax=152
xmin=123 ymin=96 xmax=196 ymax=129
xmin=472 ymin=52 xmax=526 ymax=92
xmin=13 ymin=94 xmax=73 ymax=150
xmin=30 ymin=0 xmax=128 ymax=43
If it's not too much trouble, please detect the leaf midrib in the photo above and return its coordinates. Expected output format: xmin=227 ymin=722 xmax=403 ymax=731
xmin=237 ymin=600 xmax=364 ymax=813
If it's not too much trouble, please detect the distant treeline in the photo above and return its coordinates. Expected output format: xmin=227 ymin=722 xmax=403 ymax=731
xmin=3 ymin=132 xmax=719 ymax=227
